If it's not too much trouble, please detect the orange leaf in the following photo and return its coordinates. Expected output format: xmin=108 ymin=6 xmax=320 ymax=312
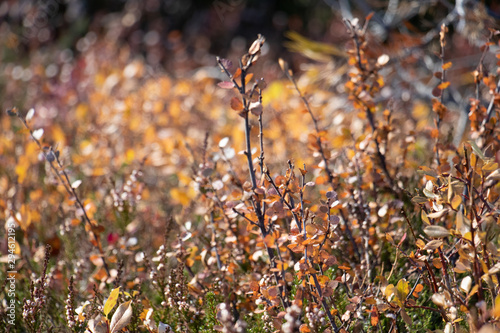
xmin=299 ymin=324 xmax=311 ymax=332
xmin=371 ymin=306 xmax=379 ymax=326
xmin=264 ymin=234 xmax=275 ymax=248
xmin=230 ymin=97 xmax=244 ymax=111
xmin=413 ymin=284 xmax=424 ymax=298
xmin=442 ymin=62 xmax=452 ymax=70
xmin=438 ymin=82 xmax=450 ymax=90
xmin=233 ymin=68 xmax=242 ymax=79
xmin=93 ymin=267 xmax=108 ymax=281
xmin=245 ymin=73 xmax=254 ymax=85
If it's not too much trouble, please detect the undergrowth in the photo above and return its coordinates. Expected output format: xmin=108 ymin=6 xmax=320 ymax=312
xmin=2 ymin=10 xmax=500 ymax=333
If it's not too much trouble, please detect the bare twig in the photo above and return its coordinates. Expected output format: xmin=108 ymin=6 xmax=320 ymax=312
xmin=13 ymin=109 xmax=110 ymax=278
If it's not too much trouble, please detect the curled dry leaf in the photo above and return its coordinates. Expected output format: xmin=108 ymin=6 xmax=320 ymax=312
xmin=110 ymin=301 xmax=133 ymax=333
xmin=256 ymin=78 xmax=267 ymax=89
xmin=460 ymin=276 xmax=472 ymax=294
xmin=423 ymin=181 xmax=438 ymax=199
xmin=87 ymin=315 xmax=108 ymax=333
xmin=249 ymin=34 xmax=265 ymax=55
xmin=424 ymin=225 xmax=450 ymax=238
xmin=426 ymin=209 xmax=449 ymax=219
xmin=423 ymin=239 xmax=443 ymax=251
xmin=431 ymin=293 xmax=446 ymax=308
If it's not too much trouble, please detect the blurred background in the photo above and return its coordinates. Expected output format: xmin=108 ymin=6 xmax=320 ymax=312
xmin=2 ymin=0 xmax=500 ymax=71
xmin=2 ymin=0 xmax=500 ymax=130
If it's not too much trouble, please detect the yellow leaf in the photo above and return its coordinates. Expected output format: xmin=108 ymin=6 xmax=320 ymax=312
xmin=317 ymin=275 xmax=330 ymax=284
xmin=451 ymin=195 xmax=462 ymax=210
xmin=468 ymin=284 xmax=479 ymax=298
xmin=384 ymin=284 xmax=395 ymax=300
xmin=492 ymin=296 xmax=500 ymax=318
xmin=104 ymin=287 xmax=121 ymax=317
xmin=416 ymin=239 xmax=426 ymax=249
xmin=483 ymin=161 xmax=498 ymax=171
xmin=386 ymin=233 xmax=394 ymax=244
xmin=421 ymin=211 xmax=430 ymax=225
xmin=395 ymin=279 xmax=409 ymax=307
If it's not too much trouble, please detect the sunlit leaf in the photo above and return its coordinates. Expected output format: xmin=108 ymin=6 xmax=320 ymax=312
xmin=32 ymin=128 xmax=44 ymax=140
xmin=424 ymin=240 xmax=443 ymax=251
xmin=370 ymin=306 xmax=379 ymax=326
xmin=71 ymin=180 xmax=82 ymax=189
xmin=442 ymin=62 xmax=452 ymax=70
xmin=104 ymin=287 xmax=121 ymax=317
xmin=438 ymin=81 xmax=450 ymax=90
xmin=110 ymin=301 xmax=133 ymax=333
xmin=26 ymin=108 xmax=35 ymax=121
xmin=424 ymin=225 xmax=449 ymax=238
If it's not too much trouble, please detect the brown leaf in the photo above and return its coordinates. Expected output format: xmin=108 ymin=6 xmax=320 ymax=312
xmin=110 ymin=301 xmax=133 ymax=333
xmin=400 ymin=308 xmax=412 ymax=325
xmin=370 ymin=306 xmax=379 ymax=326
xmin=424 ymin=225 xmax=450 ymax=238
xmin=432 ymin=257 xmax=443 ymax=269
xmin=249 ymin=35 xmax=265 ymax=55
xmin=230 ymin=97 xmax=244 ymax=111
xmin=432 ymin=86 xmax=442 ymax=97
xmin=249 ymin=102 xmax=262 ymax=116
xmin=423 ymin=240 xmax=443 ymax=251
xmin=426 ymin=209 xmax=449 ymax=219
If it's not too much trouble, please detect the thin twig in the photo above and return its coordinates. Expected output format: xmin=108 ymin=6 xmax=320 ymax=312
xmin=15 ymin=111 xmax=110 ymax=277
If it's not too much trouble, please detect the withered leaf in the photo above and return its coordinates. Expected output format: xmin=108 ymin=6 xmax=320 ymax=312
xmin=424 ymin=225 xmax=450 ymax=238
